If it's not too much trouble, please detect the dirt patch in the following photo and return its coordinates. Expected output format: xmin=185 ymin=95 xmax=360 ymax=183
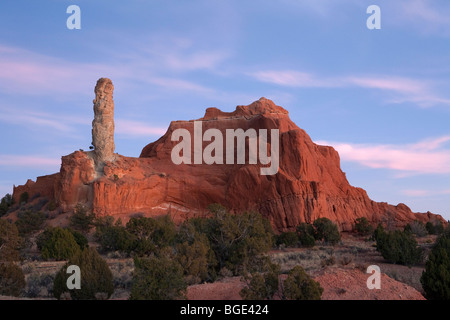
xmin=187 ymin=277 xmax=245 ymax=300
xmin=314 ymin=267 xmax=425 ymax=300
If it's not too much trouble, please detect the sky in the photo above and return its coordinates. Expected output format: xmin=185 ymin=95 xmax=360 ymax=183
xmin=0 ymin=0 xmax=449 ymax=220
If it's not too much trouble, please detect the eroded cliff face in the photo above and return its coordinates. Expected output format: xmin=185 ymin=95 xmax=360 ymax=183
xmin=11 ymin=82 xmax=446 ymax=231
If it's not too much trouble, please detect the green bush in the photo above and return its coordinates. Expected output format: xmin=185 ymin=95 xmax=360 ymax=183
xmin=37 ymin=227 xmax=81 ymax=260
xmin=354 ymin=217 xmax=373 ymax=236
xmin=313 ymin=218 xmax=341 ymax=245
xmin=176 ymin=220 xmax=218 ymax=281
xmin=126 ymin=215 xmax=177 ymax=255
xmin=68 ymin=229 xmax=89 ymax=250
xmin=175 ymin=235 xmax=213 ymax=284
xmin=53 ymin=247 xmax=114 ymax=300
xmin=276 ymin=232 xmax=299 ymax=248
xmin=96 ymin=224 xmax=135 ymax=253
xmin=15 ymin=210 xmax=46 ymax=235
xmin=240 ymin=258 xmax=280 ymax=300
xmin=0 ymin=219 xmax=22 ymax=262
xmin=0 ymin=194 xmax=14 ymax=217
xmin=204 ymin=204 xmax=274 ymax=274
xmin=130 ymin=255 xmax=186 ymax=300
xmin=0 ymin=262 xmax=25 ymax=297
xmin=175 ymin=205 xmax=274 ymax=276
xmin=421 ymin=232 xmax=450 ymax=299
xmin=375 ymin=228 xmax=422 ymax=266
xmin=47 ymin=200 xmax=57 ymax=212
xmin=69 ymin=204 xmax=95 ymax=233
xmin=296 ymin=223 xmax=316 ymax=247
xmin=19 ymin=192 xmax=29 ymax=204
xmin=282 ymin=265 xmax=323 ymax=300
xmin=426 ymin=221 xmax=444 ymax=235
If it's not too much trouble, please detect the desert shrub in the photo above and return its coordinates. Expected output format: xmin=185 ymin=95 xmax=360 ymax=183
xmin=15 ymin=210 xmax=46 ymax=235
xmin=69 ymin=204 xmax=95 ymax=233
xmin=204 ymin=204 xmax=274 ymax=274
xmin=93 ymin=215 xmax=115 ymax=229
xmin=276 ymin=232 xmax=299 ymax=248
xmin=375 ymin=228 xmax=422 ymax=266
xmin=240 ymin=258 xmax=280 ymax=300
xmin=130 ymin=255 xmax=186 ymax=300
xmin=68 ymin=229 xmax=89 ymax=250
xmin=0 ymin=194 xmax=14 ymax=217
xmin=37 ymin=227 xmax=81 ymax=260
xmin=19 ymin=192 xmax=29 ymax=205
xmin=126 ymin=215 xmax=177 ymax=255
xmin=152 ymin=214 xmax=178 ymax=246
xmin=313 ymin=218 xmax=341 ymax=245
xmin=0 ymin=262 xmax=25 ymax=296
xmin=47 ymin=200 xmax=57 ymax=212
xmin=53 ymin=247 xmax=114 ymax=300
xmin=96 ymin=224 xmax=134 ymax=253
xmin=282 ymin=265 xmax=323 ymax=300
xmin=176 ymin=220 xmax=218 ymax=281
xmin=0 ymin=219 xmax=22 ymax=262
xmin=339 ymin=255 xmax=353 ymax=266
xmin=354 ymin=217 xmax=373 ymax=236
xmin=372 ymin=223 xmax=385 ymax=242
xmin=426 ymin=221 xmax=445 ymax=235
xmin=296 ymin=223 xmax=316 ymax=247
xmin=175 ymin=235 xmax=213 ymax=284
xmin=421 ymin=232 xmax=450 ymax=300
xmin=405 ymin=220 xmax=427 ymax=237
xmin=320 ymin=256 xmax=336 ymax=267
xmin=25 ymin=273 xmax=54 ymax=298
xmin=175 ymin=205 xmax=273 ymax=276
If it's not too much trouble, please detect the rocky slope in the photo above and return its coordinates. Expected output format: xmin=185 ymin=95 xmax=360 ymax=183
xmin=11 ymin=78 xmax=445 ymax=231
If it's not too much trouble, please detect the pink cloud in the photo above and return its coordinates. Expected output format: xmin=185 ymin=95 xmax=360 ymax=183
xmin=392 ymin=0 xmax=450 ymax=36
xmin=402 ymin=189 xmax=450 ymax=197
xmin=115 ymin=119 xmax=167 ymax=137
xmin=347 ymin=76 xmax=450 ymax=107
xmin=249 ymin=69 xmax=450 ymax=107
xmin=248 ymin=70 xmax=341 ymax=88
xmin=0 ymin=106 xmax=90 ymax=133
xmin=316 ymin=136 xmax=450 ymax=174
xmin=0 ymin=155 xmax=61 ymax=169
xmin=0 ymin=45 xmax=216 ymax=97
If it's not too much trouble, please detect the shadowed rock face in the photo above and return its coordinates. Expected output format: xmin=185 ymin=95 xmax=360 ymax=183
xmin=11 ymin=81 xmax=446 ymax=232
xmin=92 ymin=78 xmax=115 ymax=170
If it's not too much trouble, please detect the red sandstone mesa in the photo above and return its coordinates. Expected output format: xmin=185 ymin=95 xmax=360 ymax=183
xmin=11 ymin=78 xmax=445 ymax=231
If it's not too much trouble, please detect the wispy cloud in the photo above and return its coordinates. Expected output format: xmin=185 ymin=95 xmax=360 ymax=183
xmin=348 ymin=76 xmax=450 ymax=107
xmin=0 ymin=105 xmax=89 ymax=133
xmin=0 ymin=155 xmax=61 ymax=169
xmin=0 ymin=44 xmax=218 ymax=98
xmin=402 ymin=189 xmax=450 ymax=197
xmin=0 ymin=104 xmax=168 ymax=139
xmin=115 ymin=119 xmax=167 ymax=137
xmin=248 ymin=70 xmax=340 ymax=88
xmin=316 ymin=136 xmax=450 ymax=175
xmin=249 ymin=69 xmax=450 ymax=107
xmin=391 ymin=0 xmax=450 ymax=36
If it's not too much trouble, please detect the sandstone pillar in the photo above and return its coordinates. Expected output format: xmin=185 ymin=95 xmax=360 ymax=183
xmin=92 ymin=78 xmax=115 ymax=170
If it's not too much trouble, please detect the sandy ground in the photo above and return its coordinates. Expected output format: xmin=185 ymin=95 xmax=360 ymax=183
xmin=185 ymin=267 xmax=425 ymax=300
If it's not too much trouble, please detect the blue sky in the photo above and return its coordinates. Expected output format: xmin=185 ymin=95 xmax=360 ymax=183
xmin=0 ymin=0 xmax=449 ymax=220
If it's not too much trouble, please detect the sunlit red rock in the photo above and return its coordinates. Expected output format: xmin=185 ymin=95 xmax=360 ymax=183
xmin=11 ymin=84 xmax=446 ymax=231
